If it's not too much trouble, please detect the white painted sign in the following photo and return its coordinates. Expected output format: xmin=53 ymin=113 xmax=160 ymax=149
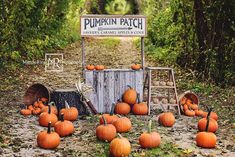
xmin=80 ymin=15 xmax=147 ymax=37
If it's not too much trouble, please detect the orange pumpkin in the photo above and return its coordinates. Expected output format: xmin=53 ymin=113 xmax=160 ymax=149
xmin=198 ymin=110 xmax=218 ymax=133
xmin=20 ymin=109 xmax=32 ymax=116
xmin=131 ymin=63 xmax=141 ymax=70
xmin=122 ymin=85 xmax=137 ymax=105
xmin=37 ymin=122 xmax=60 ymax=149
xmin=41 ymin=102 xmax=58 ymax=115
xmin=86 ymin=64 xmax=95 ymax=70
xmin=158 ymin=112 xmax=175 ymax=127
xmin=195 ymin=109 xmax=204 ymax=117
xmin=113 ymin=117 xmax=132 ymax=133
xmin=183 ymin=104 xmax=189 ymax=111
xmin=186 ymin=99 xmax=192 ymax=105
xmin=180 ymin=97 xmax=187 ymax=105
xmin=41 ymin=97 xmax=48 ymax=103
xmin=202 ymin=111 xmax=218 ymax=121
xmin=185 ymin=110 xmax=195 ymax=117
xmin=96 ymin=116 xmax=117 ymax=142
xmin=95 ymin=65 xmax=105 ymax=70
xmin=132 ymin=93 xmax=148 ymax=115
xmin=27 ymin=105 xmax=34 ymax=111
xmin=196 ymin=113 xmax=217 ymax=148
xmin=190 ymin=104 xmax=199 ymax=110
xmin=59 ymin=101 xmax=79 ymax=121
xmin=39 ymin=105 xmax=58 ymax=127
xmin=38 ymin=101 xmax=46 ymax=109
xmin=114 ymin=100 xmax=131 ymax=115
xmin=110 ymin=134 xmax=131 ymax=157
xmin=54 ymin=113 xmax=74 ymax=137
xmin=100 ymin=103 xmax=118 ymax=124
xmin=139 ymin=120 xmax=161 ymax=148
xmin=32 ymin=108 xmax=41 ymax=115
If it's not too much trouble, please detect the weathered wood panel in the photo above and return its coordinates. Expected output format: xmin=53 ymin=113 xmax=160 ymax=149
xmin=84 ymin=69 xmax=144 ymax=113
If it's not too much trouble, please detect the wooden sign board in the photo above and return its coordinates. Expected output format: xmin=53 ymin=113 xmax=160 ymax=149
xmin=80 ymin=15 xmax=147 ymax=37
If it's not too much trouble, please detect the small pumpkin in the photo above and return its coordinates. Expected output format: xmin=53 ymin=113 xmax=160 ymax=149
xmin=122 ymin=85 xmax=137 ymax=105
xmin=110 ymin=134 xmax=131 ymax=157
xmin=37 ymin=122 xmax=60 ymax=149
xmin=132 ymin=93 xmax=148 ymax=115
xmin=180 ymin=97 xmax=187 ymax=105
xmin=20 ymin=109 xmax=32 ymax=116
xmin=38 ymin=101 xmax=46 ymax=109
xmin=198 ymin=109 xmax=218 ymax=133
xmin=41 ymin=102 xmax=58 ymax=115
xmin=86 ymin=64 xmax=95 ymax=70
xmin=113 ymin=116 xmax=132 ymax=133
xmin=186 ymin=99 xmax=192 ymax=105
xmin=95 ymin=65 xmax=105 ymax=70
xmin=202 ymin=111 xmax=218 ymax=121
xmin=196 ymin=112 xmax=217 ymax=148
xmin=158 ymin=112 xmax=175 ymax=127
xmin=185 ymin=110 xmax=195 ymax=117
xmin=32 ymin=108 xmax=41 ymax=115
xmin=59 ymin=101 xmax=79 ymax=121
xmin=100 ymin=103 xmax=118 ymax=124
xmin=34 ymin=100 xmax=39 ymax=108
xmin=39 ymin=104 xmax=58 ymax=127
xmin=183 ymin=104 xmax=188 ymax=111
xmin=114 ymin=100 xmax=131 ymax=115
xmin=139 ymin=120 xmax=161 ymax=148
xmin=131 ymin=63 xmax=141 ymax=70
xmin=195 ymin=109 xmax=204 ymax=117
xmin=190 ymin=104 xmax=199 ymax=110
xmin=96 ymin=116 xmax=117 ymax=142
xmin=54 ymin=113 xmax=74 ymax=137
xmin=28 ymin=105 xmax=34 ymax=111
xmin=41 ymin=97 xmax=48 ymax=103
xmin=159 ymin=81 xmax=166 ymax=86
xmin=166 ymin=81 xmax=174 ymax=86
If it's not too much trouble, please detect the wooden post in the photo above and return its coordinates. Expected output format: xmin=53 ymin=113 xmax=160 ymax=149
xmin=141 ymin=37 xmax=145 ymax=69
xmin=82 ymin=37 xmax=85 ymax=69
xmin=147 ymin=70 xmax=151 ymax=115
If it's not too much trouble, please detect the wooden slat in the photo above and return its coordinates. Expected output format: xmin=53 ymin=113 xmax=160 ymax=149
xmin=84 ymin=69 xmax=143 ymax=113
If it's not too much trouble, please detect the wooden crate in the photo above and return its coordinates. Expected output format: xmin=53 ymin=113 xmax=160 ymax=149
xmin=84 ymin=69 xmax=144 ymax=113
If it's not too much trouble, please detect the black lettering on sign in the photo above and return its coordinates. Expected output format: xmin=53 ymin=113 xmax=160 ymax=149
xmin=84 ymin=18 xmax=117 ymax=30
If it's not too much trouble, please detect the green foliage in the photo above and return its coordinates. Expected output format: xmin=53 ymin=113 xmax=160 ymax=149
xmin=140 ymin=0 xmax=235 ymax=86
xmin=105 ymin=0 xmax=131 ymax=15
xmin=0 ymin=0 xmax=84 ymax=70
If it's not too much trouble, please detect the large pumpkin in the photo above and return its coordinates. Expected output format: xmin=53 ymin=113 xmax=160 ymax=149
xmin=196 ymin=112 xmax=217 ymax=148
xmin=37 ymin=122 xmax=60 ymax=149
xmin=100 ymin=103 xmax=118 ymax=124
xmin=114 ymin=100 xmax=131 ymax=115
xmin=96 ymin=116 xmax=117 ymax=142
xmin=54 ymin=113 xmax=74 ymax=137
xmin=158 ymin=112 xmax=175 ymax=127
xmin=39 ymin=105 xmax=58 ymax=127
xmin=59 ymin=101 xmax=79 ymax=121
xmin=198 ymin=110 xmax=218 ymax=133
xmin=132 ymin=93 xmax=148 ymax=115
xmin=122 ymin=85 xmax=137 ymax=105
xmin=110 ymin=134 xmax=131 ymax=157
xmin=139 ymin=120 xmax=161 ymax=148
xmin=113 ymin=117 xmax=132 ymax=133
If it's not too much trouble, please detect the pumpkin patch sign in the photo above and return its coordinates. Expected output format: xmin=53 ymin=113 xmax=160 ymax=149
xmin=80 ymin=15 xmax=147 ymax=37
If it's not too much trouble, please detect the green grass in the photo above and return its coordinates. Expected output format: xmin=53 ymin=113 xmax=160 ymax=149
xmin=98 ymin=38 xmax=121 ymax=49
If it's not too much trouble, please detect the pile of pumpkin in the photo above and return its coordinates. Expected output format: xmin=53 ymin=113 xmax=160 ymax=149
xmin=181 ymin=96 xmax=205 ymax=117
xmin=20 ymin=100 xmax=79 ymax=149
xmin=86 ymin=63 xmax=142 ymax=71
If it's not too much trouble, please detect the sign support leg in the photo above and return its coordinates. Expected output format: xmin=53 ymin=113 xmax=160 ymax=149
xmin=82 ymin=37 xmax=85 ymax=69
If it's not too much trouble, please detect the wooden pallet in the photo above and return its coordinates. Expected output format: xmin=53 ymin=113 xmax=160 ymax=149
xmin=85 ymin=69 xmax=144 ymax=113
xmin=144 ymin=67 xmax=181 ymax=115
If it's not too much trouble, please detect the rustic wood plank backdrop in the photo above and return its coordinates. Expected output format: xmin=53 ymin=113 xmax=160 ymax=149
xmin=85 ymin=69 xmax=144 ymax=113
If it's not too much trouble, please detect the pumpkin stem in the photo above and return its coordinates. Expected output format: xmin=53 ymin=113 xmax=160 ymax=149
xmin=110 ymin=103 xmax=115 ymax=115
xmin=117 ymin=133 xmax=123 ymax=138
xmin=148 ymin=120 xmax=152 ymax=133
xmin=48 ymin=101 xmax=55 ymax=106
xmin=137 ymin=93 xmax=140 ymax=103
xmin=65 ymin=101 xmax=70 ymax=109
xmin=205 ymin=108 xmax=212 ymax=132
xmin=102 ymin=116 xmax=107 ymax=126
xmin=127 ymin=85 xmax=132 ymax=89
xmin=48 ymin=104 xmax=51 ymax=114
xmin=61 ymin=113 xmax=64 ymax=122
xmin=117 ymin=114 xmax=122 ymax=118
xmin=47 ymin=122 xmax=51 ymax=134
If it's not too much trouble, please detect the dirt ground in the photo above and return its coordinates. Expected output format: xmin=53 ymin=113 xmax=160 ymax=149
xmin=0 ymin=38 xmax=234 ymax=157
